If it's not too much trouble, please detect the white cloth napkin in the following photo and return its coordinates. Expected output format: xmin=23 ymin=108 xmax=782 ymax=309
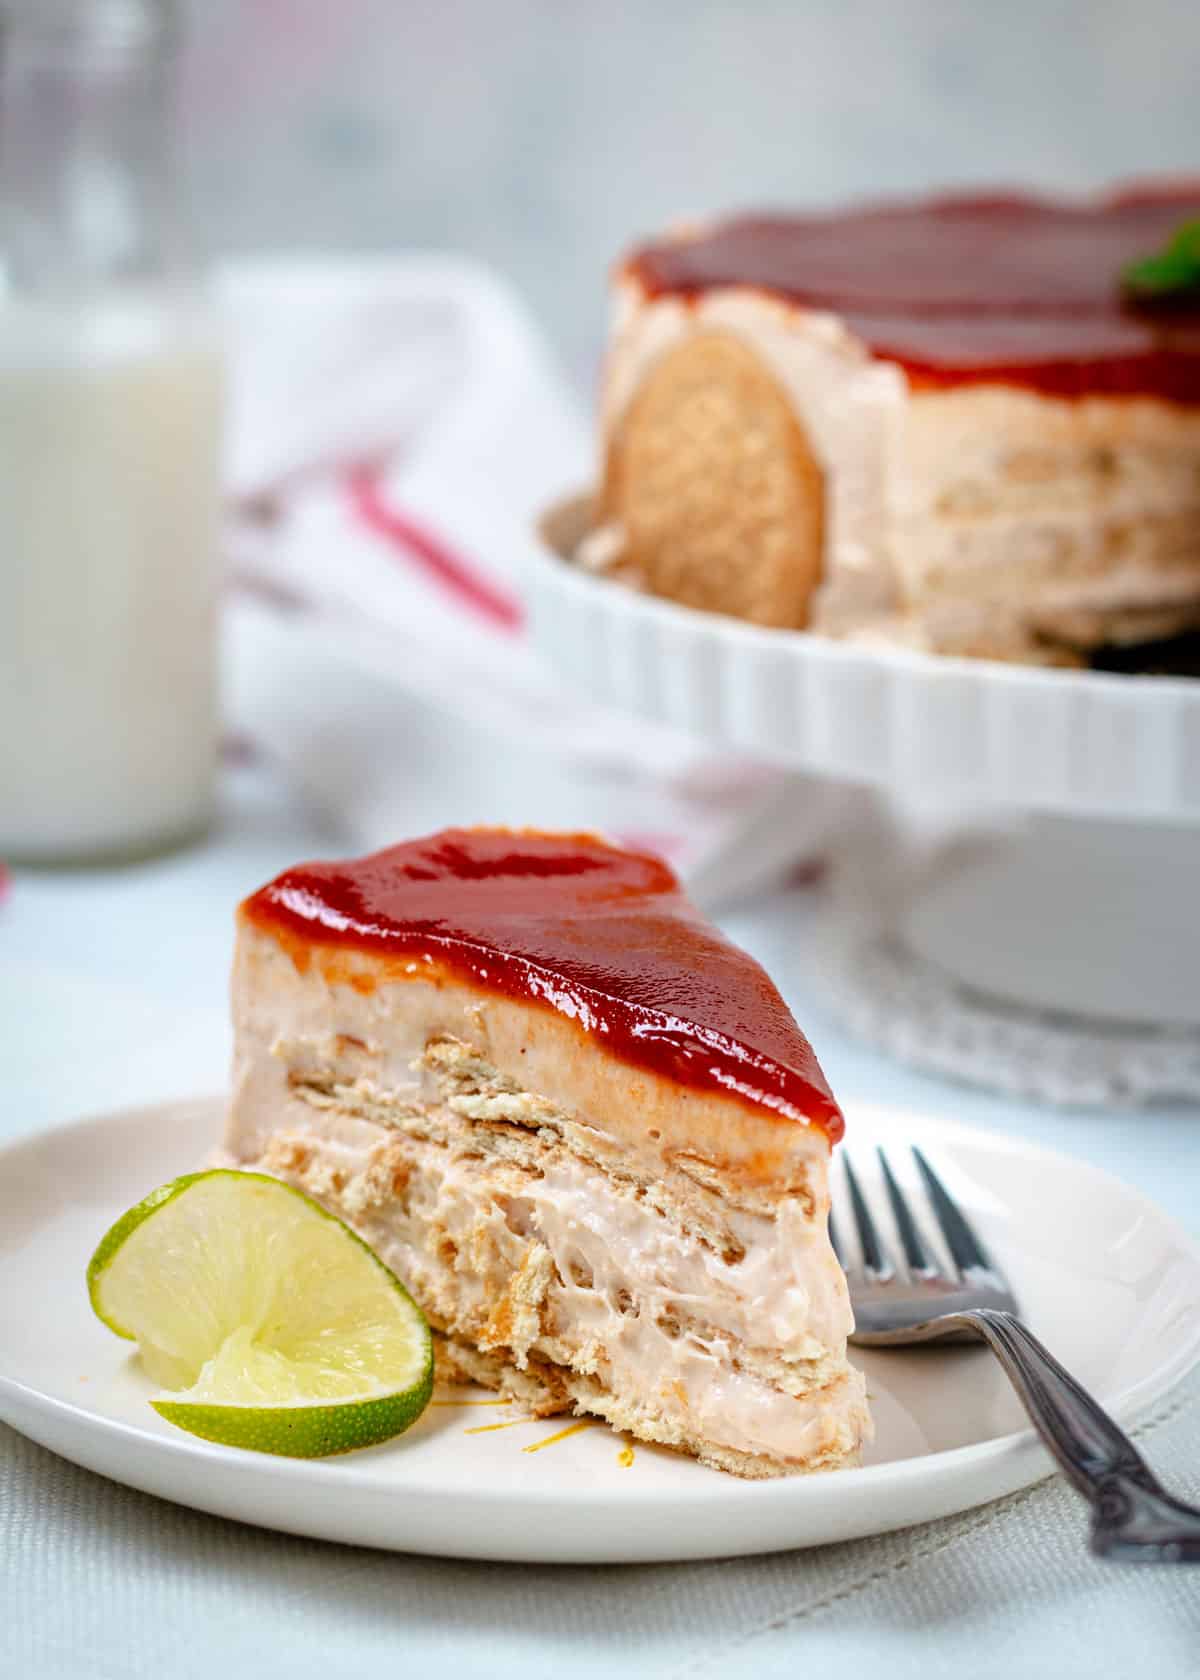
xmin=218 ymin=255 xmax=841 ymax=902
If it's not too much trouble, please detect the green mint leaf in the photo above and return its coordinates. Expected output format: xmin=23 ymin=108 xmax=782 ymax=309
xmin=1122 ymin=216 xmax=1200 ymax=302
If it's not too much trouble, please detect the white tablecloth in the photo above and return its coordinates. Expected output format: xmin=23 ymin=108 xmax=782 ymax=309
xmin=4 ymin=763 xmax=1200 ymax=1680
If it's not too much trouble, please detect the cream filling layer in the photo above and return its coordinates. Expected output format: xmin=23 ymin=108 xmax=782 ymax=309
xmin=234 ymin=1099 xmax=868 ymax=1467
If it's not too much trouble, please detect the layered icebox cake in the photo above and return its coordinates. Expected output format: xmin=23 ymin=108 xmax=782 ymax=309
xmin=223 ymin=827 xmax=870 ymax=1477
xmin=582 ymin=184 xmax=1200 ymax=665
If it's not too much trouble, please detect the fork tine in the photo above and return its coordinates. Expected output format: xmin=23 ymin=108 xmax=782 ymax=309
xmin=912 ymin=1146 xmax=994 ymax=1274
xmin=842 ymin=1155 xmax=894 ymax=1281
xmin=828 ymin=1204 xmax=845 ymax=1266
xmin=877 ymin=1147 xmax=938 ymax=1278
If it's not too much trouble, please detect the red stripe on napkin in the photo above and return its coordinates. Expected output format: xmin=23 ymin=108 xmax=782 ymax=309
xmin=346 ymin=465 xmax=523 ymax=634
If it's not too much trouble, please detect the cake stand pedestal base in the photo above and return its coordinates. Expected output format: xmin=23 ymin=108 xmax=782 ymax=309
xmin=812 ymin=805 xmax=1200 ymax=1107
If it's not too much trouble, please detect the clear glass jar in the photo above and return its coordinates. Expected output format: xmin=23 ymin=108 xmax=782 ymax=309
xmin=0 ymin=0 xmax=224 ymax=864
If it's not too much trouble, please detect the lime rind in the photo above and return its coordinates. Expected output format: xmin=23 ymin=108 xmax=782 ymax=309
xmin=152 ymin=1365 xmax=435 ymax=1458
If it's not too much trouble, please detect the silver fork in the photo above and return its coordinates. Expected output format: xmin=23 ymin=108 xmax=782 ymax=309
xmin=834 ymin=1144 xmax=1200 ymax=1562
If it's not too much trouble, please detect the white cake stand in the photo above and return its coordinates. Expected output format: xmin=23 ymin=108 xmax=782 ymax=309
xmin=529 ymin=500 xmax=1200 ymax=1106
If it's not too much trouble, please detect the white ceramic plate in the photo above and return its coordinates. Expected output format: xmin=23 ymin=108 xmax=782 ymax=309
xmin=530 ymin=496 xmax=1200 ymax=820
xmin=2 ymin=1097 xmax=1198 ymax=1564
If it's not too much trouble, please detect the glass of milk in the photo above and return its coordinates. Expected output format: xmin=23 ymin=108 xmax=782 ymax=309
xmin=0 ymin=0 xmax=224 ymax=863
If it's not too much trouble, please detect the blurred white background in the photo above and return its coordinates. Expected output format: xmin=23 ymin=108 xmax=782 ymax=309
xmin=182 ymin=0 xmax=1199 ymax=375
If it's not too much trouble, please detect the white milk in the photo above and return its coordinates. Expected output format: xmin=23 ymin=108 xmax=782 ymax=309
xmin=0 ymin=290 xmax=224 ymax=861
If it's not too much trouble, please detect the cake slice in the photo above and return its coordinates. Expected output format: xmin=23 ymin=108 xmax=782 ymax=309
xmin=224 ymin=827 xmax=870 ymax=1477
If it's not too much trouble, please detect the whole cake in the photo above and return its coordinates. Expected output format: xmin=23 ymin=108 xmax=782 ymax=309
xmin=224 ymin=827 xmax=870 ymax=1477
xmin=583 ymin=185 xmax=1200 ymax=664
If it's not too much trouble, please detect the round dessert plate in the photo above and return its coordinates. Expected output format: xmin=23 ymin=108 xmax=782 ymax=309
xmin=530 ymin=496 xmax=1200 ymax=821
xmin=2 ymin=1097 xmax=1198 ymax=1565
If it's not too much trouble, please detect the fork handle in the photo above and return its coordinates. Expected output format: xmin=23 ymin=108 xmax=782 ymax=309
xmin=960 ymin=1307 xmax=1200 ymax=1562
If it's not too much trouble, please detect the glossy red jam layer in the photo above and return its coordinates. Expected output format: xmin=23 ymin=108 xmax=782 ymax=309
xmin=242 ymin=828 xmax=842 ymax=1140
xmin=625 ymin=188 xmax=1200 ymax=401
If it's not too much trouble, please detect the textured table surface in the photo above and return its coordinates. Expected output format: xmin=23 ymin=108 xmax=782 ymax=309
xmin=4 ymin=764 xmax=1199 ymax=1680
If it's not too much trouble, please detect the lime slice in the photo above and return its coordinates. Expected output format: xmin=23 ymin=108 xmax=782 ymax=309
xmin=87 ymin=1170 xmax=433 ymax=1457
